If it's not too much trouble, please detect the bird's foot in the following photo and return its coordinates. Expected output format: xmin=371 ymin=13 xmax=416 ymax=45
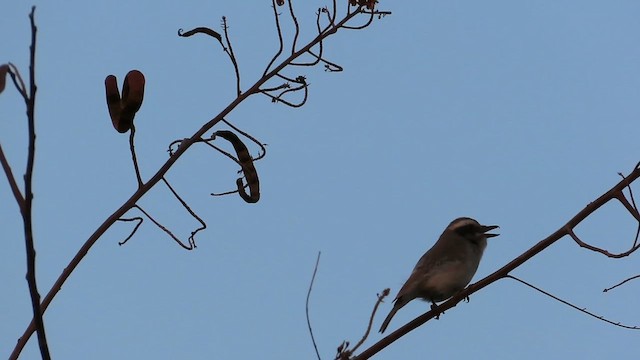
xmin=430 ymin=303 xmax=444 ymax=319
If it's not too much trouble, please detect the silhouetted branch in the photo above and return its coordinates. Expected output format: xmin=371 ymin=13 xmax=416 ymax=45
xmin=129 ymin=125 xmax=143 ymax=187
xmin=263 ymin=0 xmax=285 ymax=76
xmin=306 ymin=252 xmax=322 ymax=360
xmin=18 ymin=7 xmax=52 ymax=360
xmin=287 ymin=0 xmax=301 ymax=54
xmin=221 ymin=17 xmax=241 ymax=97
xmin=336 ymin=289 xmax=390 ymax=360
xmin=162 ymin=177 xmax=207 ymax=244
xmin=11 ymin=4 xmax=390 ymax=357
xmin=134 ymin=205 xmax=196 ymax=250
xmin=221 ymin=118 xmax=267 ymax=161
xmin=6 ymin=62 xmax=29 ymax=99
xmin=353 ymin=162 xmax=640 ymax=359
xmin=116 ymin=216 xmax=144 ymax=246
xmin=507 ymin=275 xmax=639 ymax=330
xmin=0 ymin=144 xmax=25 ymax=211
xmin=603 ymin=274 xmax=640 ymax=293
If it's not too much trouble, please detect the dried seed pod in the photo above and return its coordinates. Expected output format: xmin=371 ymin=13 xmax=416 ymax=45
xmin=0 ymin=64 xmax=10 ymax=94
xmin=104 ymin=70 xmax=145 ymax=133
xmin=122 ymin=70 xmax=145 ymax=114
xmin=215 ymin=130 xmax=260 ymax=203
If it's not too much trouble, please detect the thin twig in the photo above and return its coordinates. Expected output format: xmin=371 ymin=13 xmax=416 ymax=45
xmin=341 ymin=7 xmax=375 ymax=30
xmin=0 ymin=144 xmax=25 ymax=211
xmin=603 ymin=274 xmax=640 ymax=293
xmin=507 ymin=275 xmax=639 ymax=330
xmin=162 ymin=177 xmax=207 ymax=245
xmin=336 ymin=289 xmax=390 ymax=360
xmin=7 ymin=62 xmax=28 ymax=99
xmin=287 ymin=0 xmax=300 ymax=54
xmin=306 ymin=252 xmax=322 ymax=360
xmin=567 ymin=227 xmax=640 ymax=258
xmin=290 ymin=10 xmax=325 ymax=67
xmin=221 ymin=118 xmax=267 ymax=161
xmin=263 ymin=0 xmax=285 ymax=76
xmin=129 ymin=125 xmax=143 ymax=187
xmin=116 ymin=216 xmax=144 ymax=246
xmin=307 ymin=50 xmax=343 ymax=72
xmin=134 ymin=205 xmax=195 ymax=250
xmin=222 ymin=16 xmax=241 ymax=97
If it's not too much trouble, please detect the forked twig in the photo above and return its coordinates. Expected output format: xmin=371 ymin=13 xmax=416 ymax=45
xmin=116 ymin=216 xmax=144 ymax=246
xmin=336 ymin=288 xmax=390 ymax=360
xmin=507 ymin=275 xmax=639 ymax=330
xmin=162 ymin=177 xmax=207 ymax=244
xmin=134 ymin=205 xmax=196 ymax=250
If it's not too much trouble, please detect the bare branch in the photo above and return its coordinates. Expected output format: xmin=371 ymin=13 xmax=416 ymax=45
xmin=221 ymin=118 xmax=268 ymax=161
xmin=7 ymin=62 xmax=29 ymax=99
xmin=507 ymin=275 xmax=639 ymax=330
xmin=12 ymin=5 xmax=390 ymax=357
xmin=222 ymin=17 xmax=241 ymax=97
xmin=134 ymin=205 xmax=196 ymax=250
xmin=287 ymin=0 xmax=301 ymax=54
xmin=603 ymin=274 xmax=640 ymax=293
xmin=0 ymin=143 xmax=25 ymax=212
xmin=306 ymin=252 xmax=322 ymax=360
xmin=336 ymin=289 xmax=390 ymax=360
xmin=353 ymin=163 xmax=640 ymax=359
xmin=19 ymin=7 xmax=52 ymax=360
xmin=263 ymin=0 xmax=285 ymax=76
xmin=129 ymin=125 xmax=143 ymax=188
xmin=162 ymin=177 xmax=207 ymax=245
xmin=116 ymin=216 xmax=144 ymax=246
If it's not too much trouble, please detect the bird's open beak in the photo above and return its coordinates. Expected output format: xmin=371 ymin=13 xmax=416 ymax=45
xmin=481 ymin=224 xmax=500 ymax=238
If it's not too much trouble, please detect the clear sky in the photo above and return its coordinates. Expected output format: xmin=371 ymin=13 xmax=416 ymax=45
xmin=2 ymin=1 xmax=640 ymax=359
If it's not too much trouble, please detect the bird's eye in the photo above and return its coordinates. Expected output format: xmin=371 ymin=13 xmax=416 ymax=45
xmin=455 ymin=224 xmax=476 ymax=236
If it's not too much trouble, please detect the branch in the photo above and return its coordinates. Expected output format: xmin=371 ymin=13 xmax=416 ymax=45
xmin=353 ymin=162 xmax=640 ymax=359
xmin=306 ymin=252 xmax=322 ymax=360
xmin=21 ymin=7 xmax=52 ymax=360
xmin=11 ymin=5 xmax=388 ymax=358
xmin=507 ymin=275 xmax=639 ymax=330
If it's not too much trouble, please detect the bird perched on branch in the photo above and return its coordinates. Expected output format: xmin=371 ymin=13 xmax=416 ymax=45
xmin=379 ymin=217 xmax=499 ymax=333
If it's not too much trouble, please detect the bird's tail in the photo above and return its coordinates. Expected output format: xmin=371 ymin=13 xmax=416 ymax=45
xmin=379 ymin=306 xmax=398 ymax=333
xmin=379 ymin=300 xmax=408 ymax=334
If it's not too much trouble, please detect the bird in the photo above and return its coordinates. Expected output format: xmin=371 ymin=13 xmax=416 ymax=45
xmin=379 ymin=217 xmax=499 ymax=333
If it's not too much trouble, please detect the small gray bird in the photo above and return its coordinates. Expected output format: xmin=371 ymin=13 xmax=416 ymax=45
xmin=379 ymin=217 xmax=499 ymax=333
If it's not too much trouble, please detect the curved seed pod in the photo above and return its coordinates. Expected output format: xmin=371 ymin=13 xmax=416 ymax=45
xmin=104 ymin=74 xmax=129 ymax=133
xmin=215 ymin=130 xmax=260 ymax=203
xmin=122 ymin=70 xmax=145 ymax=114
xmin=104 ymin=70 xmax=145 ymax=133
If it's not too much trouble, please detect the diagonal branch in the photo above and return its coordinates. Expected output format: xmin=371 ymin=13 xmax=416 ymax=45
xmin=11 ymin=6 xmax=387 ymax=358
xmin=353 ymin=162 xmax=640 ymax=359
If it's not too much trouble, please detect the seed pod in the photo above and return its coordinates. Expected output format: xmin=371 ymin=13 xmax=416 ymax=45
xmin=0 ymin=64 xmax=8 ymax=94
xmin=104 ymin=70 xmax=145 ymax=133
xmin=215 ymin=130 xmax=260 ymax=203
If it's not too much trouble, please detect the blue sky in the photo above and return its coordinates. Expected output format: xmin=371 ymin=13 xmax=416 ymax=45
xmin=2 ymin=1 xmax=639 ymax=359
